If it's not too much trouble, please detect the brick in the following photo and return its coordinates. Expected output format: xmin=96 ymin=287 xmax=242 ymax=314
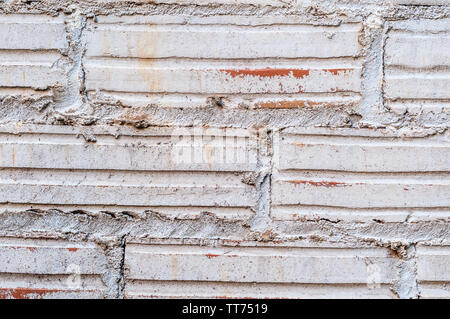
xmin=85 ymin=22 xmax=361 ymax=59
xmin=125 ymin=243 xmax=398 ymax=298
xmin=384 ymin=19 xmax=450 ymax=100
xmin=275 ymin=128 xmax=450 ymax=173
xmin=0 ymin=237 xmax=108 ymax=299
xmin=417 ymin=245 xmax=450 ymax=282
xmin=0 ymin=15 xmax=67 ymax=50
xmin=84 ymin=17 xmax=362 ymax=105
xmin=0 ymin=51 xmax=66 ymax=90
xmin=272 ymin=128 xmax=450 ymax=220
xmin=0 ymin=15 xmax=67 ymax=90
xmin=85 ymin=62 xmax=362 ymax=94
xmin=416 ymin=245 xmax=450 ymax=299
xmin=0 ymin=125 xmax=257 ymax=214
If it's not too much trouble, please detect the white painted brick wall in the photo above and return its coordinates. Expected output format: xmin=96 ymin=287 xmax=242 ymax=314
xmin=0 ymin=1 xmax=448 ymax=299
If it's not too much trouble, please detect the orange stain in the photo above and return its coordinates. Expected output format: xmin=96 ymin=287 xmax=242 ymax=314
xmin=288 ymin=180 xmax=350 ymax=187
xmin=0 ymin=288 xmax=61 ymax=299
xmin=205 ymin=253 xmax=221 ymax=258
xmin=220 ymin=68 xmax=310 ymax=79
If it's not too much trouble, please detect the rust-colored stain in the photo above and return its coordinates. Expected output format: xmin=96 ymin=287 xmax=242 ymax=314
xmin=220 ymin=68 xmax=310 ymax=79
xmin=0 ymin=288 xmax=62 ymax=299
xmin=26 ymin=247 xmax=37 ymax=252
xmin=288 ymin=180 xmax=350 ymax=187
xmin=256 ymin=100 xmax=328 ymax=109
xmin=67 ymin=248 xmax=78 ymax=252
xmin=323 ymin=68 xmax=353 ymax=75
xmin=205 ymin=253 xmax=221 ymax=258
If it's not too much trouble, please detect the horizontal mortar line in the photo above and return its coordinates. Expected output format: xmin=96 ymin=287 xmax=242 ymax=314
xmin=385 ymin=65 xmax=450 ymax=72
xmin=0 ymin=273 xmax=104 ymax=279
xmin=0 ymin=243 xmax=100 ymax=250
xmin=0 ymin=181 xmax=250 ymax=188
xmin=0 ymin=168 xmax=254 ymax=175
xmin=0 ymin=49 xmax=64 ymax=58
xmin=93 ymin=22 xmax=361 ymax=29
xmin=280 ymin=139 xmax=450 ymax=147
xmin=0 ymin=18 xmax=64 ymax=24
xmin=93 ymin=21 xmax=360 ymax=27
xmin=84 ymin=56 xmax=363 ymax=63
xmin=279 ymin=133 xmax=449 ymax=143
xmin=0 ymin=139 xmax=252 ymax=146
xmin=0 ymin=135 xmax=254 ymax=142
xmin=272 ymin=204 xmax=450 ymax=211
xmin=385 ymin=72 xmax=450 ymax=79
xmin=0 ymin=87 xmax=53 ymax=93
xmin=91 ymin=90 xmax=363 ymax=95
xmin=388 ymin=29 xmax=450 ymax=35
xmin=0 ymin=202 xmax=253 ymax=209
xmin=386 ymin=98 xmax=450 ymax=103
xmin=0 ymin=62 xmax=57 ymax=67
xmin=278 ymin=129 xmax=448 ymax=139
xmin=125 ymin=280 xmax=392 ymax=288
xmin=95 ymin=90 xmax=362 ymax=99
xmin=126 ymin=280 xmax=390 ymax=287
xmin=0 ymin=168 xmax=250 ymax=184
xmin=277 ymin=169 xmax=450 ymax=176
xmin=272 ymin=203 xmax=450 ymax=210
xmin=0 ymin=130 xmax=254 ymax=139
xmin=0 ymin=203 xmax=252 ymax=210
xmin=127 ymin=246 xmax=388 ymax=256
xmin=0 ymin=48 xmax=63 ymax=53
xmin=275 ymin=176 xmax=450 ymax=185
xmin=0 ymin=287 xmax=104 ymax=294
xmin=417 ymin=280 xmax=450 ymax=285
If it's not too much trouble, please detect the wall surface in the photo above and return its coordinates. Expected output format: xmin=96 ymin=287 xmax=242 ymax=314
xmin=0 ymin=0 xmax=449 ymax=299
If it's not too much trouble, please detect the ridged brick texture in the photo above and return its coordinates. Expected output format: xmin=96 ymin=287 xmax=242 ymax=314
xmin=0 ymin=0 xmax=448 ymax=299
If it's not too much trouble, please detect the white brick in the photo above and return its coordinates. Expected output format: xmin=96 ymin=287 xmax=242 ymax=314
xmin=0 ymin=52 xmax=66 ymax=89
xmin=0 ymin=125 xmax=258 ymax=212
xmin=385 ymin=34 xmax=450 ymax=68
xmin=384 ymin=72 xmax=450 ymax=100
xmin=272 ymin=128 xmax=450 ymax=218
xmin=384 ymin=19 xmax=450 ymax=100
xmin=84 ymin=17 xmax=362 ymax=99
xmin=125 ymin=243 xmax=397 ymax=298
xmin=0 ymin=15 xmax=67 ymax=90
xmin=272 ymin=176 xmax=449 ymax=208
xmin=86 ymin=23 xmax=361 ymax=59
xmin=417 ymin=245 xmax=450 ymax=282
xmin=0 ymin=237 xmax=108 ymax=299
xmin=85 ymin=61 xmax=361 ymax=94
xmin=275 ymin=128 xmax=450 ymax=172
xmin=393 ymin=0 xmax=449 ymax=5
xmin=416 ymin=245 xmax=450 ymax=299
xmin=0 ymin=15 xmax=67 ymax=50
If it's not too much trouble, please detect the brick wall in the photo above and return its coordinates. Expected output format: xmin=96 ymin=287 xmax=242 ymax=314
xmin=0 ymin=0 xmax=448 ymax=299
